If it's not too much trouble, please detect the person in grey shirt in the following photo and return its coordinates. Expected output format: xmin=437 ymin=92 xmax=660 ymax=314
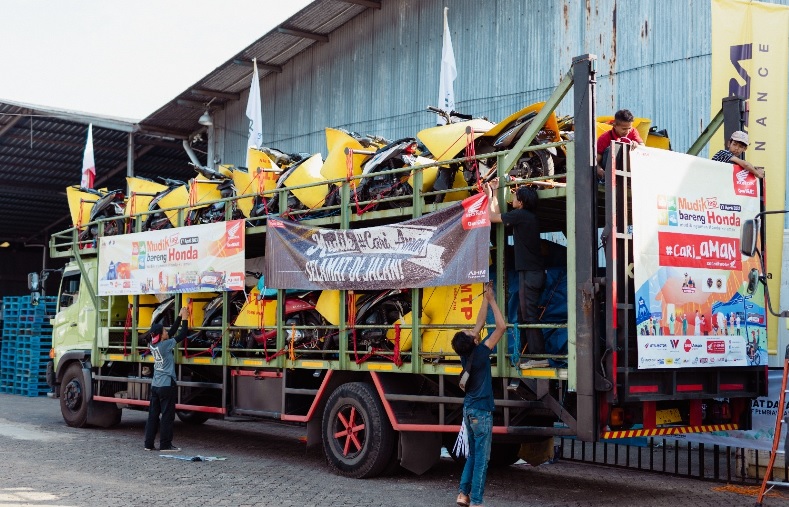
xmin=144 ymin=306 xmax=189 ymax=452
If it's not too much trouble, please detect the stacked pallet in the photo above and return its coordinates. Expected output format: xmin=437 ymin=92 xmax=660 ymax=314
xmin=0 ymin=296 xmax=57 ymax=396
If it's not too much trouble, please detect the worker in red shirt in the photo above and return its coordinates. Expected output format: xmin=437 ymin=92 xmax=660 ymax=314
xmin=596 ymin=109 xmax=644 ymax=180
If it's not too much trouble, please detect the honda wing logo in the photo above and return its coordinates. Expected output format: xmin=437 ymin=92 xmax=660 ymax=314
xmin=461 ymin=194 xmax=490 ymax=230
xmin=466 ymin=197 xmax=485 ymax=215
xmin=227 ymin=222 xmax=241 ymax=239
xmin=732 ymin=167 xmax=757 ymax=197
xmin=225 ymin=220 xmax=244 ymax=249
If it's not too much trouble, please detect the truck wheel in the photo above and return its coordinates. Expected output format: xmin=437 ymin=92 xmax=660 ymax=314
xmin=60 ymin=363 xmax=89 ymax=428
xmin=176 ymin=410 xmax=209 ymax=425
xmin=322 ymin=382 xmax=394 ymax=478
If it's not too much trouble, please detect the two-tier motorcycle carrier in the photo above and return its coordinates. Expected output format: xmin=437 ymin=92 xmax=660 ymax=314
xmin=45 ymin=55 xmax=764 ymax=477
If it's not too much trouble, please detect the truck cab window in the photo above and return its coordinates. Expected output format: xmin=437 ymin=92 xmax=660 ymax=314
xmin=60 ymin=274 xmax=81 ymax=309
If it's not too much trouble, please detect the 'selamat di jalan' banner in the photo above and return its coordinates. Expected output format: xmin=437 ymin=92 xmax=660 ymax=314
xmin=711 ymin=0 xmax=789 ymax=355
xmin=98 ymin=220 xmax=245 ymax=295
xmin=631 ymin=147 xmax=766 ymax=369
xmin=263 ymin=194 xmax=491 ymax=290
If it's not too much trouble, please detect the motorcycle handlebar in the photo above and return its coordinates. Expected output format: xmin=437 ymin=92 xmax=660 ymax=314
xmin=426 ymin=106 xmax=473 ymax=122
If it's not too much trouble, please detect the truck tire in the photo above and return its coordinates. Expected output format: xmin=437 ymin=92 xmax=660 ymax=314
xmin=176 ymin=410 xmax=209 ymax=425
xmin=322 ymin=382 xmax=394 ymax=478
xmin=60 ymin=363 xmax=89 ymax=428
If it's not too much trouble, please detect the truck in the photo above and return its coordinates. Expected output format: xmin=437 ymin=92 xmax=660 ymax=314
xmin=31 ymin=55 xmax=767 ymax=478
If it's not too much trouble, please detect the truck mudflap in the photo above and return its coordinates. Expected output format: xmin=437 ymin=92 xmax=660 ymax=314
xmin=46 ymin=360 xmax=55 ymax=390
xmin=601 ymin=424 xmax=740 ymax=439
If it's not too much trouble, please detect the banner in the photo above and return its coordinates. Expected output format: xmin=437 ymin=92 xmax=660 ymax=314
xmin=98 ymin=220 xmax=246 ymax=295
xmin=711 ymin=0 xmax=789 ymax=355
xmin=263 ymin=194 xmax=490 ymax=290
xmin=631 ymin=147 xmax=766 ymax=369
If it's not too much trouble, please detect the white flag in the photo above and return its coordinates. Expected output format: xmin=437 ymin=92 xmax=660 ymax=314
xmin=245 ymin=59 xmax=264 ymax=169
xmin=81 ymin=123 xmax=96 ymax=188
xmin=437 ymin=7 xmax=457 ymax=125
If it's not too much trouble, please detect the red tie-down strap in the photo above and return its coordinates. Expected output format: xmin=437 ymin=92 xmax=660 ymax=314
xmin=77 ymin=198 xmax=85 ymax=229
xmin=186 ymin=179 xmax=197 ymax=225
xmin=466 ymin=128 xmax=482 ymax=193
xmin=256 ymin=169 xmax=270 ymax=216
xmin=392 ymin=321 xmax=403 ymax=367
xmin=126 ymin=192 xmax=136 ymax=233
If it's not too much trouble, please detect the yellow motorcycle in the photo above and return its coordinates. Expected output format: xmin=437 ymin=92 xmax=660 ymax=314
xmin=418 ymin=102 xmax=561 ymax=201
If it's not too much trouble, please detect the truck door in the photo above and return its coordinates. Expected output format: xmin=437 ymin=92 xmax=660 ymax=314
xmin=52 ymin=268 xmax=95 ymax=358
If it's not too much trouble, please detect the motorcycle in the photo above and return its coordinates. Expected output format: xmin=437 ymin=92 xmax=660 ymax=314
xmin=241 ymin=289 xmax=327 ymax=351
xmin=77 ymin=187 xmax=126 ymax=242
xmin=250 ymin=128 xmax=390 ymax=220
xmin=127 ymin=176 xmax=189 ymax=232
xmin=147 ymin=283 xmax=328 ymax=355
xmin=351 ymin=137 xmax=437 ymax=211
xmin=185 ymin=164 xmax=246 ymax=226
xmin=321 ymin=289 xmax=412 ymax=356
xmin=248 ymin=149 xmax=315 ymax=220
xmin=417 ymin=102 xmax=562 ymax=200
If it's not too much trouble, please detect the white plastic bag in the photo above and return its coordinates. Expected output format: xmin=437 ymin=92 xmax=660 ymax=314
xmin=453 ymin=418 xmax=469 ymax=458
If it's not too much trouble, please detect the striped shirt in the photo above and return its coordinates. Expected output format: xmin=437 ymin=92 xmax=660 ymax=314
xmin=711 ymin=149 xmax=734 ymax=163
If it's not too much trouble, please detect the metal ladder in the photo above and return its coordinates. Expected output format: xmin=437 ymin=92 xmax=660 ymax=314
xmin=756 ymin=346 xmax=789 ymax=506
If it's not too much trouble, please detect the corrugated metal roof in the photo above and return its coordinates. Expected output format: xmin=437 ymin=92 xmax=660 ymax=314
xmin=0 ymin=100 xmax=204 ymax=243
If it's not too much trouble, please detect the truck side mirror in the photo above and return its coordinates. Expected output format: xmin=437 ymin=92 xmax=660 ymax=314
xmin=30 ymin=291 xmax=41 ymax=306
xmin=28 ymin=272 xmax=40 ymax=291
xmin=740 ymin=219 xmax=759 ymax=257
xmin=746 ymin=268 xmax=759 ymax=295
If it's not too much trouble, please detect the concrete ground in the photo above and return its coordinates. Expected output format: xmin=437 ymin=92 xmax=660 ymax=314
xmin=0 ymin=394 xmax=768 ymax=507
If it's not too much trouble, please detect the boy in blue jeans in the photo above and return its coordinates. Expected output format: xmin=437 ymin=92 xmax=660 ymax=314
xmin=451 ymin=282 xmax=506 ymax=507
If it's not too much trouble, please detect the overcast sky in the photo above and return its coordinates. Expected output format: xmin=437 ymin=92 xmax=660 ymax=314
xmin=0 ymin=0 xmax=313 ymax=120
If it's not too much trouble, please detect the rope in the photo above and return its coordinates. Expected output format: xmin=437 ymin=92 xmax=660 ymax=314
xmin=127 ymin=192 xmax=136 ymax=233
xmin=392 ymin=322 xmax=402 ymax=367
xmin=77 ymin=198 xmax=85 ymax=228
xmin=256 ymin=169 xmax=270 ymax=216
xmin=465 ymin=128 xmax=482 ymax=192
xmin=187 ymin=179 xmax=197 ymax=225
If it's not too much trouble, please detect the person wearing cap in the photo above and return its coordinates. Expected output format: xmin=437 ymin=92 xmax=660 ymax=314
xmin=144 ymin=306 xmax=190 ymax=452
xmin=711 ymin=130 xmax=764 ymax=178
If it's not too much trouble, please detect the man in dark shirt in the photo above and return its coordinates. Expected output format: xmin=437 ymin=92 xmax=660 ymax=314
xmin=485 ymin=178 xmax=547 ymax=369
xmin=144 ymin=306 xmax=189 ymax=452
xmin=451 ymin=282 xmax=506 ymax=507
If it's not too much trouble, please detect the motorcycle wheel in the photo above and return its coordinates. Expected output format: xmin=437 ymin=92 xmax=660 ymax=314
xmin=511 ymin=148 xmax=554 ymax=180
